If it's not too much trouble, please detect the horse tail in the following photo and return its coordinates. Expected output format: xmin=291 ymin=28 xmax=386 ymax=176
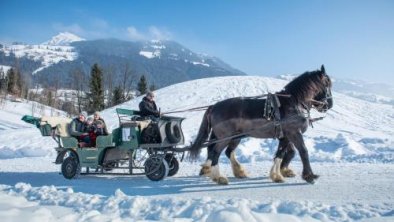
xmin=189 ymin=106 xmax=212 ymax=160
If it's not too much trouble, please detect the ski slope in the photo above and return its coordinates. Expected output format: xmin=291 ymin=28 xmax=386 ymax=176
xmin=0 ymin=76 xmax=393 ymax=221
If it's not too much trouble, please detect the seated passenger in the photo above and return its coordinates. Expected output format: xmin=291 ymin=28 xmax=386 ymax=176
xmin=139 ymin=91 xmax=160 ymax=120
xmin=85 ymin=117 xmax=96 ymax=146
xmin=69 ymin=111 xmax=89 ymax=143
xmin=93 ymin=111 xmax=109 ymax=135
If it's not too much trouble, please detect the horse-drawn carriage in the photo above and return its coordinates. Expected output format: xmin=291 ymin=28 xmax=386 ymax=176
xmin=22 ymin=108 xmax=186 ymax=181
xmin=22 ymin=65 xmax=333 ymax=185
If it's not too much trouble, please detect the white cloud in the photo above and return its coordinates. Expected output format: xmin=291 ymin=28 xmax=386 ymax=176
xmin=52 ymin=23 xmax=85 ymax=36
xmin=148 ymin=26 xmax=172 ymax=40
xmin=52 ymin=20 xmax=173 ymax=42
xmin=126 ymin=26 xmax=173 ymax=41
xmin=126 ymin=26 xmax=145 ymax=41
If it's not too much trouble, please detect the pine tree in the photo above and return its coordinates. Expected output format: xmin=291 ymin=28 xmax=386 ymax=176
xmin=0 ymin=68 xmax=5 ymax=93
xmin=137 ymin=75 xmax=148 ymax=95
xmin=112 ymin=86 xmax=124 ymax=106
xmin=88 ymin=63 xmax=105 ymax=112
xmin=6 ymin=68 xmax=18 ymax=95
xmin=46 ymin=89 xmax=54 ymax=107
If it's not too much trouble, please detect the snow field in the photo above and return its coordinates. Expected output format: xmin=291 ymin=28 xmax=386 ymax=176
xmin=0 ymin=75 xmax=393 ymax=221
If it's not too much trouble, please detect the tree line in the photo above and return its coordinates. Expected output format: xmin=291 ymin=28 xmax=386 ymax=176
xmin=0 ymin=62 xmax=156 ymax=116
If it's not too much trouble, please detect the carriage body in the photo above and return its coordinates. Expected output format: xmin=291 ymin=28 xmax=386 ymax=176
xmin=21 ymin=108 xmax=186 ymax=181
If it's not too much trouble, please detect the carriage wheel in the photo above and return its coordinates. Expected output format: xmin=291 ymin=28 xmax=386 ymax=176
xmin=145 ymin=155 xmax=169 ymax=181
xmin=61 ymin=156 xmax=80 ymax=179
xmin=165 ymin=154 xmax=179 ymax=177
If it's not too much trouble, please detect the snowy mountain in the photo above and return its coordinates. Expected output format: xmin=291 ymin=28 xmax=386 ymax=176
xmin=0 ymin=33 xmax=80 ymax=74
xmin=42 ymin=32 xmax=85 ymax=46
xmin=1 ymin=76 xmax=393 ymax=221
xmin=0 ymin=34 xmax=245 ymax=88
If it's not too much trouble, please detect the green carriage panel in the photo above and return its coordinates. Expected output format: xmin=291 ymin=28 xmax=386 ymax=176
xmin=117 ymin=123 xmax=140 ymax=150
xmin=78 ymin=147 xmax=103 ymax=167
xmin=96 ymin=135 xmax=114 ymax=148
xmin=60 ymin=137 xmax=78 ymax=148
xmin=39 ymin=124 xmax=53 ymax=136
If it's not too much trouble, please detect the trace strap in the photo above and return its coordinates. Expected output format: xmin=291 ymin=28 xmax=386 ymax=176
xmin=162 ymin=93 xmax=291 ymax=115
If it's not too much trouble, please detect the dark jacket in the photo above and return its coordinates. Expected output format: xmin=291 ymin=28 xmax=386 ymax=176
xmin=139 ymin=97 xmax=159 ymax=117
xmin=69 ymin=118 xmax=87 ymax=137
xmin=93 ymin=119 xmax=108 ymax=135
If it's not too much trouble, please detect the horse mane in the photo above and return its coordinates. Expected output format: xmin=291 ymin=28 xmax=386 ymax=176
xmin=280 ymin=69 xmax=331 ymax=103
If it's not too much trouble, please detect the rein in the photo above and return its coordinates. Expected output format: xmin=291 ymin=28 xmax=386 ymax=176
xmin=162 ymin=106 xmax=211 ymax=115
xmin=161 ymin=93 xmax=291 ymax=115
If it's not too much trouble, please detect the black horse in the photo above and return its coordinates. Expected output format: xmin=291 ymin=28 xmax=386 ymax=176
xmin=189 ymin=65 xmax=333 ymax=185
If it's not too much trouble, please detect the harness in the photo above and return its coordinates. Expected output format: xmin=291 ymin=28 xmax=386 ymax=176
xmin=262 ymin=93 xmax=283 ymax=138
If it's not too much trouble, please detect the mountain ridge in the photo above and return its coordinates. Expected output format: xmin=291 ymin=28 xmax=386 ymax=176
xmin=0 ymin=33 xmax=245 ymax=88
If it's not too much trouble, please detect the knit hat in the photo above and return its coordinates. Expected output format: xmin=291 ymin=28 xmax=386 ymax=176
xmin=87 ymin=117 xmax=94 ymax=123
xmin=146 ymin=91 xmax=155 ymax=98
xmin=80 ymin=111 xmax=88 ymax=119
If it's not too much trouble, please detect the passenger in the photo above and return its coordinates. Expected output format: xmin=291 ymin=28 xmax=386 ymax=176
xmin=69 ymin=111 xmax=89 ymax=144
xmin=93 ymin=111 xmax=109 ymax=135
xmin=86 ymin=117 xmax=97 ymax=146
xmin=139 ymin=91 xmax=160 ymax=120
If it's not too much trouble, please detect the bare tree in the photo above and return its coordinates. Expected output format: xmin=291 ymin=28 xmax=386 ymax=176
xmin=121 ymin=62 xmax=136 ymax=101
xmin=72 ymin=68 xmax=86 ymax=113
xmin=52 ymin=73 xmax=61 ymax=110
xmin=104 ymin=64 xmax=115 ymax=107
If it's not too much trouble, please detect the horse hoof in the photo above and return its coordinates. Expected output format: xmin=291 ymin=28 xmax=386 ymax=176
xmin=281 ymin=168 xmax=296 ymax=178
xmin=217 ymin=177 xmax=229 ymax=185
xmin=199 ymin=166 xmax=211 ymax=176
xmin=303 ymin=173 xmax=319 ymax=184
xmin=234 ymin=170 xmax=248 ymax=179
xmin=270 ymin=173 xmax=285 ymax=183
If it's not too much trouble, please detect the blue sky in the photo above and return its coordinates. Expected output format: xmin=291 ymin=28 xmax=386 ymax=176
xmin=0 ymin=0 xmax=393 ymax=83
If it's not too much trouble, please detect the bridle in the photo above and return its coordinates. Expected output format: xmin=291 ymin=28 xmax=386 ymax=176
xmin=310 ymin=86 xmax=332 ymax=112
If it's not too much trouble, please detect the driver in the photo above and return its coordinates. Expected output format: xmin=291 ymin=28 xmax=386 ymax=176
xmin=139 ymin=91 xmax=160 ymax=120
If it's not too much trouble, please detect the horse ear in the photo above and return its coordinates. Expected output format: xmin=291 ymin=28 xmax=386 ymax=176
xmin=321 ymin=65 xmax=325 ymax=73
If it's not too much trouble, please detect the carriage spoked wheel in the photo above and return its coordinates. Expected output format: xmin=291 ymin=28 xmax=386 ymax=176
xmin=144 ymin=155 xmax=169 ymax=181
xmin=165 ymin=154 xmax=179 ymax=177
xmin=61 ymin=156 xmax=81 ymax=179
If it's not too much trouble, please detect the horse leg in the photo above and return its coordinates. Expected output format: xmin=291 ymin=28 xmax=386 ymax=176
xmin=199 ymin=146 xmax=213 ymax=177
xmin=270 ymin=137 xmax=287 ymax=183
xmin=225 ymin=139 xmax=247 ymax=178
xmin=210 ymin=141 xmax=230 ymax=185
xmin=199 ymin=133 xmax=216 ymax=177
xmin=280 ymin=142 xmax=296 ymax=177
xmin=288 ymin=132 xmax=319 ymax=184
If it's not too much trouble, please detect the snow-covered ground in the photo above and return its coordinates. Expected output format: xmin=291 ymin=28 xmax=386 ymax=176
xmin=0 ymin=76 xmax=393 ymax=221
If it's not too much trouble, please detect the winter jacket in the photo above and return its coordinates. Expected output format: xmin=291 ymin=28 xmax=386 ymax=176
xmin=95 ymin=117 xmax=109 ymax=135
xmin=69 ymin=118 xmax=87 ymax=137
xmin=92 ymin=119 xmax=108 ymax=135
xmin=139 ymin=97 xmax=159 ymax=117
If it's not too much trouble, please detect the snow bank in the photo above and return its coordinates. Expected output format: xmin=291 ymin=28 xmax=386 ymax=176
xmin=1 ymin=183 xmax=392 ymax=222
xmin=0 ymin=99 xmax=66 ymax=159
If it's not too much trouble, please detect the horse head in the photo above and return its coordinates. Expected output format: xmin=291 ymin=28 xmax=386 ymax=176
xmin=312 ymin=65 xmax=333 ymax=112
